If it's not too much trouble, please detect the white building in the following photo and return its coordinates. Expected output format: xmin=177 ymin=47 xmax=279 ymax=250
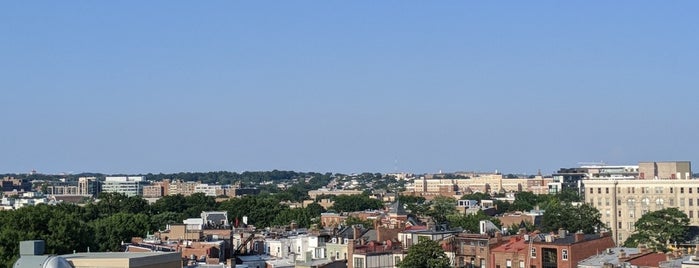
xmin=102 ymin=176 xmax=144 ymax=197
xmin=194 ymin=184 xmax=222 ymax=197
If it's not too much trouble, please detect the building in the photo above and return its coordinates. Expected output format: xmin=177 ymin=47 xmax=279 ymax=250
xmin=13 ymin=240 xmax=181 ymax=268
xmin=639 ymin=161 xmax=692 ymax=180
xmin=77 ymin=177 xmax=101 ymax=196
xmin=584 ymin=177 xmax=699 ymax=245
xmin=167 ymin=180 xmax=197 ymax=196
xmin=448 ymin=233 xmax=503 ymax=268
xmin=490 ymin=231 xmax=615 ymax=268
xmin=142 ymin=185 xmax=164 ymax=198
xmin=1 ymin=176 xmax=31 ymax=194
xmin=194 ymin=184 xmax=223 ymax=197
xmin=102 ymin=176 xmax=144 ymax=197
xmin=308 ymin=188 xmax=363 ymax=199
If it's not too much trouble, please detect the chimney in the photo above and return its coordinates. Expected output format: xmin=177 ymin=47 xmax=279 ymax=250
xmin=575 ymin=232 xmax=584 ymax=243
xmin=619 ymin=249 xmax=626 ymax=259
xmin=558 ymin=229 xmax=566 ymax=239
xmin=352 ymin=225 xmax=361 ymax=243
xmin=495 ymin=232 xmax=502 ymax=240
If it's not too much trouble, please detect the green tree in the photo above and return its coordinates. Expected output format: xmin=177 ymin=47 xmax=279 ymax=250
xmin=427 ymin=196 xmax=457 ymax=224
xmin=183 ymin=193 xmax=217 ymax=218
xmin=330 ymin=195 xmax=383 ymax=212
xmin=511 ymin=191 xmax=538 ymax=211
xmin=460 ymin=192 xmax=490 ymax=202
xmin=623 ymin=208 xmax=689 ymax=252
xmin=218 ymin=195 xmax=286 ymax=228
xmin=91 ymin=213 xmax=151 ymax=251
xmin=556 ymin=188 xmax=581 ymax=202
xmin=447 ymin=210 xmax=501 ymax=233
xmin=344 ymin=216 xmax=374 ymax=227
xmin=398 ymin=237 xmax=450 ymax=268
xmin=541 ymin=202 xmax=604 ymax=234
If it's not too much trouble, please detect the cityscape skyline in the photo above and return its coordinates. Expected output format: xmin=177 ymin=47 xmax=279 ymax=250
xmin=2 ymin=2 xmax=698 ymax=175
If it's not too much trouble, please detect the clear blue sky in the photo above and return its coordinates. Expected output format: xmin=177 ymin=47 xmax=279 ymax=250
xmin=1 ymin=2 xmax=697 ymax=175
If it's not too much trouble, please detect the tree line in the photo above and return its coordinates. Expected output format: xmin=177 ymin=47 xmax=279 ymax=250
xmin=0 ymin=192 xmax=327 ymax=268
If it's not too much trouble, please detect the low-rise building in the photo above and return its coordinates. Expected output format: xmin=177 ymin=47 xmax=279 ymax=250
xmin=490 ymin=231 xmax=615 ymax=268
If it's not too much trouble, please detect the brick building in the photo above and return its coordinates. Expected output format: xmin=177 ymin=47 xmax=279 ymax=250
xmin=490 ymin=231 xmax=615 ymax=268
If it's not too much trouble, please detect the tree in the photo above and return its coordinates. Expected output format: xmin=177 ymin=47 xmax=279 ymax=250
xmin=511 ymin=191 xmax=538 ymax=211
xmin=460 ymin=192 xmax=490 ymax=202
xmin=447 ymin=211 xmax=501 ymax=233
xmin=623 ymin=208 xmax=689 ymax=252
xmin=541 ymin=202 xmax=603 ymax=234
xmin=399 ymin=237 xmax=450 ymax=268
xmin=427 ymin=196 xmax=457 ymax=224
xmin=90 ymin=213 xmax=151 ymax=251
xmin=330 ymin=195 xmax=383 ymax=213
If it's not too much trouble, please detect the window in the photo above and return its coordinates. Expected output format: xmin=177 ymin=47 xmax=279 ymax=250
xmin=618 ymin=221 xmax=622 ymax=229
xmin=655 ymin=187 xmax=663 ymax=194
xmin=691 ymin=211 xmax=694 ymax=218
xmin=691 ymin=199 xmax=694 ymax=206
xmin=681 ymin=198 xmax=685 ymax=206
xmin=671 ymin=188 xmax=674 ymax=194
xmin=598 ymin=188 xmax=601 ymax=194
xmin=670 ymin=198 xmax=675 ymax=206
xmin=562 ymin=249 xmax=569 ymax=260
xmin=590 ymin=188 xmax=594 ymax=194
xmin=642 ymin=198 xmax=650 ymax=206
xmin=395 ymin=256 xmax=401 ymax=265
xmin=606 ymin=188 xmax=609 ymax=194
xmin=531 ymin=248 xmax=536 ymax=258
xmin=618 ymin=210 xmax=622 ymax=217
xmin=590 ymin=198 xmax=594 ymax=205
xmin=506 ymin=259 xmax=512 ymax=268
xmin=354 ymin=257 xmax=364 ymax=268
xmin=629 ymin=210 xmax=635 ymax=218
xmin=520 ymin=260 xmax=525 ymax=268
xmin=618 ymin=199 xmax=622 ymax=205
xmin=605 ymin=198 xmax=610 ymax=206
xmin=691 ymin=188 xmax=693 ymax=194
xmin=681 ymin=187 xmax=685 ymax=194
xmin=336 ymin=252 xmax=339 ymax=259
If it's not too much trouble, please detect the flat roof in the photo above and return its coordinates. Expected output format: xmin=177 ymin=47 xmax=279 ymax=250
xmin=62 ymin=251 xmax=180 ymax=259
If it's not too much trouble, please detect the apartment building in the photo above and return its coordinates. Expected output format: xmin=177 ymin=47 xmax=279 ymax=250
xmin=584 ymin=178 xmax=699 ymax=245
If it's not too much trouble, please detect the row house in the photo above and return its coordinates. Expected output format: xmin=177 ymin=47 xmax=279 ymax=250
xmin=490 ymin=230 xmax=615 ymax=268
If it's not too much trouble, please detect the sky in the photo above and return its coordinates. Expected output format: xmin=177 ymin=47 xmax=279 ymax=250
xmin=1 ymin=2 xmax=698 ymax=175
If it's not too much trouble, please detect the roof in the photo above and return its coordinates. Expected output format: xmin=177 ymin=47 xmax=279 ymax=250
xmin=61 ymin=252 xmax=180 ymax=260
xmin=532 ymin=233 xmax=609 ymax=245
xmin=578 ymin=248 xmax=641 ymax=267
xmin=628 ymin=252 xmax=668 ymax=267
xmin=388 ymin=201 xmax=407 ymax=216
xmin=491 ymin=237 xmax=528 ymax=253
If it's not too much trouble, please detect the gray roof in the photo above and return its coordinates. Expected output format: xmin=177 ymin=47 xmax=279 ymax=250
xmin=388 ymin=201 xmax=407 ymax=216
xmin=577 ymin=248 xmax=640 ymax=268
